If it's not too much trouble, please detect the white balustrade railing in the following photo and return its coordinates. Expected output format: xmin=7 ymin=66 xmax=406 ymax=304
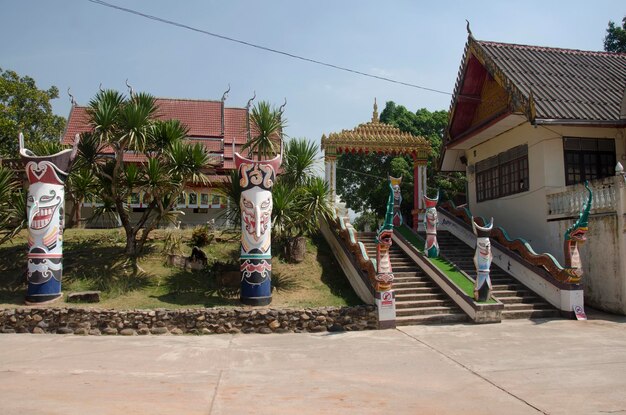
xmin=546 ymin=176 xmax=622 ymax=217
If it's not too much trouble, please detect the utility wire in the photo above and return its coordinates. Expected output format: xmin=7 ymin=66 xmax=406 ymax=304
xmin=86 ymin=0 xmax=453 ymax=96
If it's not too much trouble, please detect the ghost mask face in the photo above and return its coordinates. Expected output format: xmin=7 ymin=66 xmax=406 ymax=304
xmin=27 ymin=185 xmax=63 ymax=234
xmin=240 ymin=187 xmax=272 ymax=253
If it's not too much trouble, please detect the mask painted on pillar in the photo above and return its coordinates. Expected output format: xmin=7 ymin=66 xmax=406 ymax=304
xmin=564 ymin=181 xmax=592 ymax=278
xmin=389 ymin=175 xmax=403 ymax=227
xmin=20 ymin=133 xmax=78 ymax=304
xmin=472 ymin=218 xmax=493 ymax=302
xmin=375 ymin=179 xmax=396 ymax=292
xmin=423 ymin=190 xmax=439 ymax=258
xmin=235 ymin=152 xmax=281 ymax=306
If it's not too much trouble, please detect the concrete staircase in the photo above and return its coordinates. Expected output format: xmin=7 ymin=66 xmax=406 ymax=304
xmin=359 ymin=233 xmax=468 ymax=326
xmin=436 ymin=231 xmax=561 ymax=319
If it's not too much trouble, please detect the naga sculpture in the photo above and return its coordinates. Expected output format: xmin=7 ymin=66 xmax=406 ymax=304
xmin=472 ymin=217 xmax=493 ymax=302
xmin=390 ymin=175 xmax=403 ymax=227
xmin=423 ymin=190 xmax=439 ymax=258
xmin=20 ymin=133 xmax=79 ymax=304
xmin=374 ymin=179 xmax=396 ymax=292
xmin=235 ymin=151 xmax=281 ymax=306
xmin=564 ymin=181 xmax=593 ymax=279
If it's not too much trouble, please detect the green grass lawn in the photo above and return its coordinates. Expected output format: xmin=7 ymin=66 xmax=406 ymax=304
xmin=0 ymin=228 xmax=361 ymax=309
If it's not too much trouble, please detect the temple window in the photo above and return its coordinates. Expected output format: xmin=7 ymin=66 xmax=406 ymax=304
xmin=476 ymin=145 xmax=528 ymax=202
xmin=564 ymin=138 xmax=615 ymax=185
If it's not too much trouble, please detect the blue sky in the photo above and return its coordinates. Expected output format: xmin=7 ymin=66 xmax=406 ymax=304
xmin=1 ymin=0 xmax=623 ymax=146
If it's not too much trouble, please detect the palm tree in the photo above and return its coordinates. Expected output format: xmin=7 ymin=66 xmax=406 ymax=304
xmin=282 ymin=138 xmax=318 ymax=187
xmin=270 ymin=139 xmax=332 ymax=262
xmin=215 ymin=170 xmax=242 ymax=228
xmin=242 ymin=101 xmax=285 ymax=160
xmin=83 ymin=89 xmax=213 ymax=257
xmin=0 ymin=165 xmax=26 ymax=244
xmin=66 ymin=168 xmax=98 ymax=228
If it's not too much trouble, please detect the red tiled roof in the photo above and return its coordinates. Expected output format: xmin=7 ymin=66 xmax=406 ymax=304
xmin=62 ymin=98 xmax=249 ymax=143
xmin=154 ymin=98 xmax=222 ymax=137
xmin=123 ymin=153 xmax=148 ymax=163
xmin=62 ymin=106 xmax=91 ymax=145
xmin=224 ymin=108 xmax=250 ymax=145
xmin=61 ymin=97 xmax=255 ymax=172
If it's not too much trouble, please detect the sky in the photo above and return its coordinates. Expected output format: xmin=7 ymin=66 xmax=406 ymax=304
xmin=1 ymin=0 xmax=624 ymax=151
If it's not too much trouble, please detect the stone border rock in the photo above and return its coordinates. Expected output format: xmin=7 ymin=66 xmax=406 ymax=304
xmin=0 ymin=305 xmax=377 ymax=335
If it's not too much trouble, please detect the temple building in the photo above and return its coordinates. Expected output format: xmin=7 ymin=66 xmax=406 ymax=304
xmin=62 ymin=93 xmax=254 ymax=227
xmin=441 ymin=33 xmax=626 ymax=314
xmin=321 ymin=100 xmax=431 ymax=229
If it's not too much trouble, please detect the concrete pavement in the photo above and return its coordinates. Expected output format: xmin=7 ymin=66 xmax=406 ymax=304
xmin=1 ymin=312 xmax=625 ymax=415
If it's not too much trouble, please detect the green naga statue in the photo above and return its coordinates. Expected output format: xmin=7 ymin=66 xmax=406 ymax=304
xmin=374 ymin=179 xmax=396 ymax=292
xmin=563 ymin=181 xmax=593 ymax=279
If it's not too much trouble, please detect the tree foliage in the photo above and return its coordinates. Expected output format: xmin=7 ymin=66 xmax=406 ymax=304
xmin=336 ymin=101 xmax=465 ymax=222
xmin=241 ymin=101 xmax=285 ymax=160
xmin=604 ymin=17 xmax=626 ymax=53
xmin=82 ymin=89 xmax=214 ymax=257
xmin=0 ymin=165 xmax=26 ymax=244
xmin=0 ymin=68 xmax=66 ymax=157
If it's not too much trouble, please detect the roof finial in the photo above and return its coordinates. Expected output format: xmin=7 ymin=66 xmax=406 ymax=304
xmin=67 ymin=87 xmax=76 ymax=106
xmin=221 ymin=83 xmax=231 ymax=102
xmin=466 ymin=19 xmax=473 ymax=37
xmin=125 ymin=79 xmax=134 ymax=98
xmin=279 ymin=98 xmax=287 ymax=116
xmin=246 ymin=91 xmax=256 ymax=110
xmin=372 ymin=97 xmax=379 ymax=123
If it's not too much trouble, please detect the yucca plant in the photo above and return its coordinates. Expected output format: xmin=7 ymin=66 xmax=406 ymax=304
xmin=66 ymin=168 xmax=99 ymax=228
xmin=242 ymin=101 xmax=284 ymax=161
xmin=215 ymin=170 xmax=242 ymax=228
xmin=82 ymin=89 xmax=214 ymax=257
xmin=282 ymin=138 xmax=319 ymax=187
xmin=0 ymin=166 xmax=26 ymax=244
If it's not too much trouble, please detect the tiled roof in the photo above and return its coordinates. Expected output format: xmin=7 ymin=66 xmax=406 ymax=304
xmin=61 ymin=97 xmax=252 ymax=171
xmin=154 ymin=98 xmax=222 ymax=137
xmin=63 ymin=106 xmax=91 ymax=145
xmin=477 ymin=40 xmax=626 ymax=121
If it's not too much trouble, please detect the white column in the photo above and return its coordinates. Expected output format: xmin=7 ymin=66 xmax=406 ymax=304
xmin=615 ymin=174 xmax=626 ymax=314
xmin=325 ymin=155 xmax=336 ymax=206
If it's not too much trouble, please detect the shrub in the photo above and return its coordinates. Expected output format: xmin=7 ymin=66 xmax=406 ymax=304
xmin=190 ymin=226 xmax=213 ymax=247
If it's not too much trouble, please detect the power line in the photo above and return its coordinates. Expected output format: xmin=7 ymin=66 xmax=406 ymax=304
xmin=86 ymin=0 xmax=452 ymax=96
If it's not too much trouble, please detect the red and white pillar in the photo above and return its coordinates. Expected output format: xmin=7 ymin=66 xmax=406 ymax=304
xmin=412 ymin=157 xmax=428 ymax=232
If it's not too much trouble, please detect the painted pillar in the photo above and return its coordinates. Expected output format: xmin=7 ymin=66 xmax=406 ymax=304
xmin=563 ymin=181 xmax=592 ymax=279
xmin=412 ymin=158 xmax=427 ymax=231
xmin=424 ymin=190 xmax=439 ymax=258
xmin=324 ymin=153 xmax=337 ymax=206
xmin=472 ymin=218 xmax=493 ymax=302
xmin=20 ymin=133 xmax=78 ymax=305
xmin=235 ymin=152 xmax=281 ymax=306
xmin=390 ymin=175 xmax=403 ymax=227
xmin=375 ymin=178 xmax=396 ymax=329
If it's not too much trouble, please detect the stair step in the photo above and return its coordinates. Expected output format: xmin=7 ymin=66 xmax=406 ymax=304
xmin=396 ymin=299 xmax=453 ymax=309
xmin=394 ymin=282 xmax=436 ymax=289
xmin=491 ymin=289 xmax=531 ymax=296
xmin=394 ymin=288 xmax=441 ymax=295
xmin=394 ymin=293 xmax=446 ymax=301
xmin=396 ymin=306 xmax=461 ymax=316
xmin=395 ymin=313 xmax=468 ymax=326
xmin=501 ymin=302 xmax=553 ymax=311
xmin=496 ymin=296 xmax=544 ymax=304
xmin=502 ymin=309 xmax=561 ymax=319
